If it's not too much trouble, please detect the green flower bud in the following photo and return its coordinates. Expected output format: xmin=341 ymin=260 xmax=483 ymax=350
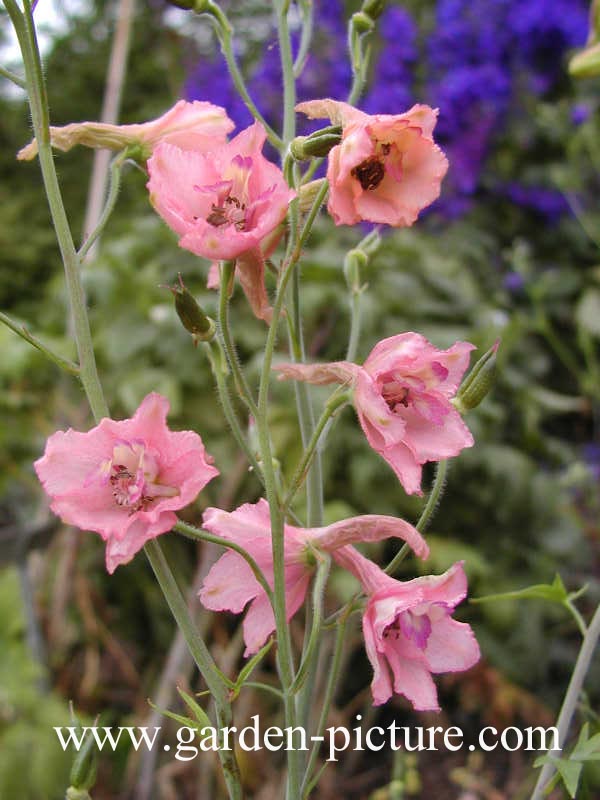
xmin=290 ymin=126 xmax=342 ymax=161
xmin=362 ymin=0 xmax=386 ymax=21
xmin=455 ymin=340 xmax=499 ymax=413
xmin=351 ymin=11 xmax=375 ymax=34
xmin=569 ymin=42 xmax=600 ymax=78
xmin=344 ymin=249 xmax=369 ymax=292
xmin=167 ymin=275 xmax=215 ymax=344
xmin=68 ymin=731 xmax=98 ymax=793
xmin=298 ymin=178 xmax=327 ymax=213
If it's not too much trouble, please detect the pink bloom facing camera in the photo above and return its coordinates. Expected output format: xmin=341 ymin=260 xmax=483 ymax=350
xmin=147 ymin=121 xmax=295 ymax=321
xmin=34 ymin=393 xmax=219 ymax=573
xmin=296 ymin=98 xmax=448 ymax=227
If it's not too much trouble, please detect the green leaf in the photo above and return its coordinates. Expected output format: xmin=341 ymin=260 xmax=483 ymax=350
xmin=472 ymin=574 xmax=568 ymax=605
xmin=176 ymin=687 xmax=213 ymax=730
xmin=234 ymin=639 xmax=273 ymax=694
xmin=147 ymin=700 xmax=199 ymax=731
xmin=554 ymin=759 xmax=583 ymax=798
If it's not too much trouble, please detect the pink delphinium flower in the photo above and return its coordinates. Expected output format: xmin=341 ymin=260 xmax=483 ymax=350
xmin=18 ymin=100 xmax=234 ymax=161
xmin=296 ymin=98 xmax=448 ymax=226
xmin=198 ymin=498 xmax=429 ymax=656
xmin=334 ymin=547 xmax=480 ymax=710
xmin=147 ymin=121 xmax=296 ymax=322
xmin=34 ymin=393 xmax=219 ymax=574
xmin=276 ymin=333 xmax=475 ymax=495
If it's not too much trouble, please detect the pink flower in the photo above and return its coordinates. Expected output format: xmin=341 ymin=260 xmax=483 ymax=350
xmin=276 ymin=333 xmax=475 ymax=495
xmin=34 ymin=393 xmax=219 ymax=574
xmin=296 ymin=99 xmax=448 ymax=226
xmin=198 ymin=499 xmax=429 ymax=656
xmin=18 ymin=100 xmax=234 ymax=161
xmin=147 ymin=121 xmax=296 ymax=321
xmin=334 ymin=548 xmax=480 ymax=709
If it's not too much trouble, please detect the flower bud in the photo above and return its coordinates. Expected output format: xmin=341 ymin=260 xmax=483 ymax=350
xmin=167 ymin=275 xmax=216 ymax=344
xmin=68 ymin=730 xmax=97 ymax=794
xmin=454 ymin=340 xmax=499 ymax=413
xmin=290 ymin=126 xmax=342 ymax=161
xmin=569 ymin=42 xmax=600 ymax=78
xmin=351 ymin=11 xmax=375 ymax=34
xmin=361 ymin=0 xmax=386 ymax=21
xmin=298 ymin=178 xmax=327 ymax=213
xmin=344 ymin=249 xmax=369 ymax=292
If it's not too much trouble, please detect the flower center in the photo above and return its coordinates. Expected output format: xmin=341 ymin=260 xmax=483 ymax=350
xmin=93 ymin=441 xmax=178 ymax=515
xmin=206 ymin=195 xmax=247 ymax=231
xmin=381 ymin=379 xmax=411 ymax=413
xmin=383 ymin=603 xmax=448 ymax=650
xmin=351 ymin=156 xmax=385 ymax=190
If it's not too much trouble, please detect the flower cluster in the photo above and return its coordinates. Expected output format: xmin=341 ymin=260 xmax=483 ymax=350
xmin=185 ymin=0 xmax=589 ymax=218
xmin=34 ymin=86 xmax=480 ymax=710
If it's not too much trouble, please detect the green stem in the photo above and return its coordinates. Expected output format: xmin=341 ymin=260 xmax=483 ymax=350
xmin=174 ymin=519 xmax=274 ymax=606
xmin=204 ymin=1 xmax=281 ymax=148
xmin=274 ymin=0 xmax=296 ymax=147
xmin=284 ymin=388 xmax=350 ymax=510
xmin=385 ymin=460 xmax=448 ymax=575
xmin=78 ymin=152 xmax=126 ymax=259
xmin=293 ymin=0 xmax=314 ymax=78
xmin=289 ymin=554 xmax=330 ymax=694
xmin=217 ymin=261 xmax=259 ymax=417
xmin=531 ymin=603 xmax=600 ymax=800
xmin=256 ymin=246 xmax=305 ymax=800
xmin=0 ymin=62 xmax=26 ymax=88
xmin=144 ymin=540 xmax=242 ymax=800
xmin=7 ymin=0 xmax=108 ymax=422
xmin=346 ymin=288 xmax=364 ymax=362
xmin=0 ymin=311 xmax=80 ymax=375
xmin=301 ymin=617 xmax=348 ymax=797
xmin=204 ymin=339 xmax=265 ymax=483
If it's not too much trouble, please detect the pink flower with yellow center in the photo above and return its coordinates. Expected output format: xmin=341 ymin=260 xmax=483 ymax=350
xmin=334 ymin=548 xmax=480 ymax=709
xmin=147 ymin=121 xmax=296 ymax=322
xmin=198 ymin=498 xmax=429 ymax=656
xmin=34 ymin=393 xmax=219 ymax=573
xmin=276 ymin=332 xmax=475 ymax=495
xmin=296 ymin=98 xmax=448 ymax=226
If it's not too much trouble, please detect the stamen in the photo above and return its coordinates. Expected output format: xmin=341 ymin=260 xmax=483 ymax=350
xmin=351 ymin=156 xmax=385 ymax=190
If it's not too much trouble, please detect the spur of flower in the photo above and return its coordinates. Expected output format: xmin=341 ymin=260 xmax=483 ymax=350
xmin=334 ymin=548 xmax=480 ymax=710
xmin=276 ymin=333 xmax=475 ymax=495
xmin=296 ymin=98 xmax=448 ymax=226
xmin=34 ymin=393 xmax=219 ymax=573
xmin=147 ymin=121 xmax=295 ymax=321
xmin=18 ymin=100 xmax=234 ymax=162
xmin=198 ymin=499 xmax=429 ymax=656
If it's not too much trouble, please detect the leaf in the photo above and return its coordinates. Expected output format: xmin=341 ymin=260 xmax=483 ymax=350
xmin=472 ymin=573 xmax=568 ymax=605
xmin=147 ymin=700 xmax=199 ymax=731
xmin=554 ymin=759 xmax=583 ymax=798
xmin=234 ymin=639 xmax=273 ymax=694
xmin=176 ymin=687 xmax=213 ymax=730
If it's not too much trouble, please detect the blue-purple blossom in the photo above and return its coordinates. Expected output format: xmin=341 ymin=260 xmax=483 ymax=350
xmin=184 ymin=0 xmax=589 ymax=220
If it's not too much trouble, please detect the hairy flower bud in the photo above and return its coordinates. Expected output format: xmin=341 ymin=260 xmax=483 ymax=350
xmin=167 ymin=274 xmax=215 ymax=344
xmin=351 ymin=11 xmax=375 ymax=34
xmin=455 ymin=340 xmax=499 ymax=412
xmin=68 ymin=730 xmax=98 ymax=793
xmin=290 ymin=126 xmax=342 ymax=160
xmin=361 ymin=0 xmax=386 ymax=21
xmin=569 ymin=42 xmax=600 ymax=78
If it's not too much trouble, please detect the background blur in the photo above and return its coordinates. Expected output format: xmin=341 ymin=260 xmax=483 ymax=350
xmin=1 ymin=1 xmax=599 ymax=797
